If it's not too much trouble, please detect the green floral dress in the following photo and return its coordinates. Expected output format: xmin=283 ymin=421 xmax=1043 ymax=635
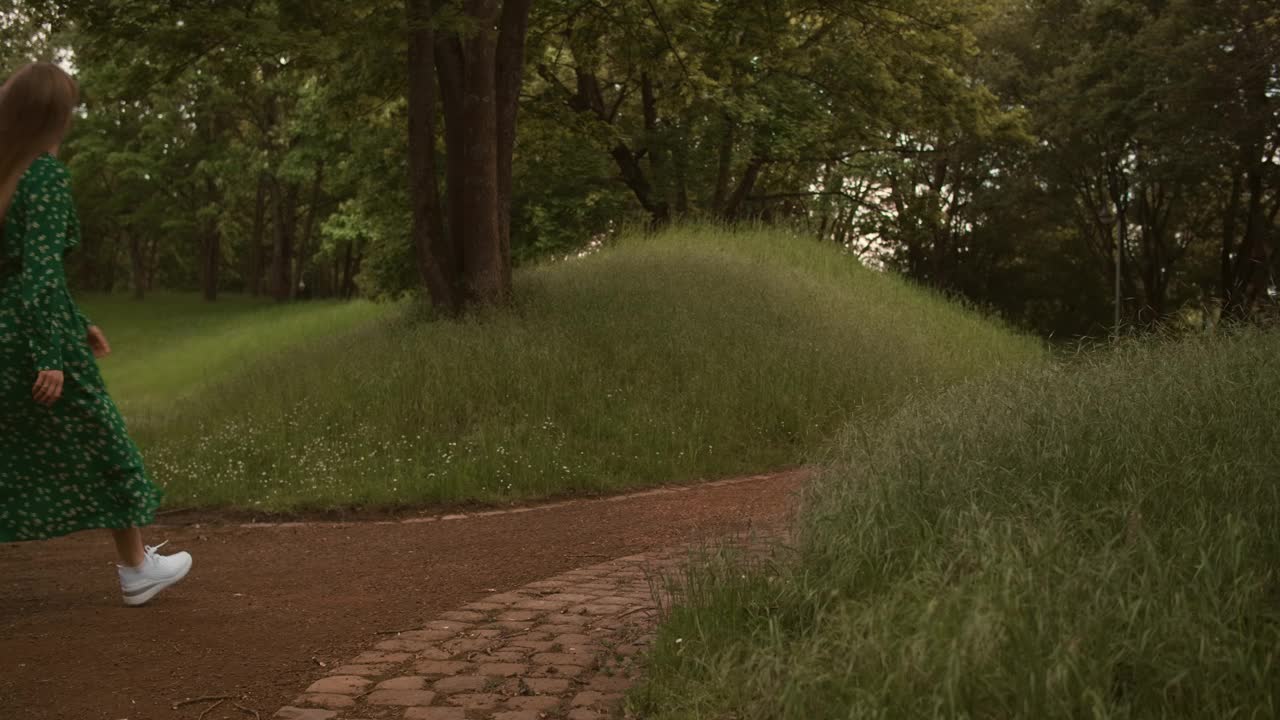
xmin=0 ymin=154 xmax=162 ymax=542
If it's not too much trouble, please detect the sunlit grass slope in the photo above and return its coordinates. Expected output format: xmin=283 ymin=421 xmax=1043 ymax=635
xmin=109 ymin=227 xmax=1044 ymax=510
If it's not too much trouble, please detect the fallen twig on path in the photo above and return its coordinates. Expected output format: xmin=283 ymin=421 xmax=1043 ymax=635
xmin=173 ymin=695 xmax=234 ymax=710
xmin=198 ymin=698 xmax=226 ymax=720
xmin=233 ymin=702 xmax=261 ymax=720
xmin=619 ymin=606 xmax=656 ymax=618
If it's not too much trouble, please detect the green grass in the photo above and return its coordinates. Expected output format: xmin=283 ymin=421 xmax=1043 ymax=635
xmin=121 ymin=226 xmax=1042 ymax=510
xmin=80 ymin=293 xmax=388 ymax=415
xmin=632 ymin=331 xmax=1280 ymax=719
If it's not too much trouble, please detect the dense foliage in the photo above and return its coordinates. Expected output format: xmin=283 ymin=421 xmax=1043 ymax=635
xmin=3 ymin=0 xmax=1277 ymax=336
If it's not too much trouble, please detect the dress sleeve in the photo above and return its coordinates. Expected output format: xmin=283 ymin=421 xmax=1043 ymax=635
xmin=17 ymin=162 xmax=74 ymax=372
xmin=67 ymin=206 xmax=91 ymax=329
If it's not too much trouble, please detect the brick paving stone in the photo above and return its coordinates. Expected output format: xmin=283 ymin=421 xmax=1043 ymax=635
xmin=562 ymin=645 xmax=606 ymax=658
xmin=587 ymin=675 xmax=633 ymax=693
xmin=510 ymin=599 xmax=569 ymax=612
xmin=413 ymin=660 xmax=472 ymax=676
xmin=506 ymin=639 xmax=556 ymax=652
xmin=522 ymin=581 xmax=564 ymax=590
xmin=483 ymin=650 xmax=531 ymax=662
xmin=376 ymin=676 xmax=428 ymax=690
xmin=496 ymin=610 xmax=542 ymax=623
xmin=404 ymin=709 xmax=466 ymax=720
xmin=551 ymin=634 xmax=594 ymax=647
xmin=566 ymin=604 xmax=618 ymax=616
xmin=476 ymin=662 xmax=527 ymax=677
xmin=328 ymin=664 xmax=391 ymax=676
xmin=522 ymin=677 xmax=572 ymax=694
xmin=293 ymin=693 xmax=355 ymax=710
xmin=493 ymin=711 xmax=543 ymax=720
xmin=505 ymin=695 xmax=563 ymax=712
xmin=529 ymin=663 xmax=586 ymax=679
xmin=433 ymin=675 xmax=490 ymax=694
xmin=305 ymin=675 xmax=370 ymax=695
xmin=590 ymin=596 xmax=636 ymax=606
xmin=441 ymin=637 xmax=493 ymax=655
xmin=375 ymin=638 xmax=439 ymax=653
xmin=542 ymin=593 xmax=596 ymax=603
xmin=424 ymin=619 xmax=474 ymax=631
xmin=571 ymin=691 xmax=606 ymax=707
xmin=274 ymin=541 xmax=782 ymax=720
xmin=445 ymin=693 xmax=503 ymax=710
xmin=484 ymin=592 xmax=533 ymax=604
xmin=398 ymin=629 xmax=456 ymax=642
xmin=493 ymin=621 xmax=536 ymax=632
xmin=351 ymin=651 xmax=413 ymax=664
xmin=535 ymin=617 xmax=590 ymax=630
xmin=365 ymin=689 xmax=438 ymax=706
xmin=439 ymin=610 xmax=489 ymax=623
xmin=274 ymin=708 xmax=338 ymax=720
xmin=533 ymin=652 xmax=596 ymax=666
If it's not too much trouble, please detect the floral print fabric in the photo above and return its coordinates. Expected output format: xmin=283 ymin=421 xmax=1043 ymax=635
xmin=0 ymin=154 xmax=162 ymax=542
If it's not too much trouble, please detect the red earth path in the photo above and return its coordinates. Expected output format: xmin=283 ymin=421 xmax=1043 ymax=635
xmin=0 ymin=471 xmax=807 ymax=720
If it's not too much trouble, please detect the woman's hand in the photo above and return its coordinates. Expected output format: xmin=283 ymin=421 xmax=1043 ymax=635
xmin=32 ymin=370 xmax=64 ymax=406
xmin=87 ymin=325 xmax=111 ymax=358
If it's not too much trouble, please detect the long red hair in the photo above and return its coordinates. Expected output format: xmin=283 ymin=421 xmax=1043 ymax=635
xmin=0 ymin=63 xmax=80 ymax=224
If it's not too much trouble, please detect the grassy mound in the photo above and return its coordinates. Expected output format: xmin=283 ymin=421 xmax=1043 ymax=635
xmin=633 ymin=331 xmax=1280 ymax=719
xmin=122 ymin=227 xmax=1041 ymax=510
xmin=83 ymin=293 xmax=387 ymax=414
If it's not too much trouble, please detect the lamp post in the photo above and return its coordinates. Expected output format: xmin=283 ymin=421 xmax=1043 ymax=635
xmin=1098 ymin=205 xmax=1120 ymax=338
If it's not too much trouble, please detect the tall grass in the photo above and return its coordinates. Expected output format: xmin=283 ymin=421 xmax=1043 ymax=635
xmin=130 ymin=227 xmax=1042 ymax=510
xmin=80 ymin=293 xmax=387 ymax=414
xmin=633 ymin=331 xmax=1280 ymax=719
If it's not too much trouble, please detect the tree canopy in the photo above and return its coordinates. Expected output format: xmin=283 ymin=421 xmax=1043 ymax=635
xmin=2 ymin=0 xmax=1276 ymax=335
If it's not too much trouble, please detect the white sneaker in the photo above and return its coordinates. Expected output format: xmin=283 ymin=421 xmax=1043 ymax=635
xmin=117 ymin=542 xmax=193 ymax=607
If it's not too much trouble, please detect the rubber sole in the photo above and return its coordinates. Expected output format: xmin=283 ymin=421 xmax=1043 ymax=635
xmin=121 ymin=556 xmax=193 ymax=607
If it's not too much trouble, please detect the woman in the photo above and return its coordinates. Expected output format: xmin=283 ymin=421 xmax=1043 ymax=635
xmin=0 ymin=63 xmax=191 ymax=606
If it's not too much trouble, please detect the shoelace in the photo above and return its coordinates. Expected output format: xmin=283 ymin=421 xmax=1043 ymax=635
xmin=144 ymin=540 xmax=169 ymax=557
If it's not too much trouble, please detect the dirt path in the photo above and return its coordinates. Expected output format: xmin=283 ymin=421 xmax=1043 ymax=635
xmin=0 ymin=471 xmax=806 ymax=720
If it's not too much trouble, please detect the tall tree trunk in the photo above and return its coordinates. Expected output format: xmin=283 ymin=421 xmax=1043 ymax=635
xmin=457 ymin=15 xmax=505 ymax=304
xmin=408 ymin=0 xmax=462 ymax=313
xmin=438 ymin=37 xmax=470 ymax=280
xmin=640 ymin=72 xmax=671 ymax=219
xmin=339 ymin=241 xmax=354 ymax=299
xmin=198 ymin=176 xmax=220 ymax=302
xmin=292 ymin=161 xmax=326 ymax=301
xmin=404 ymin=0 xmax=535 ymax=310
xmin=126 ymin=230 xmax=146 ymax=300
xmin=722 ymin=158 xmax=764 ymax=222
xmin=198 ymin=228 xmax=219 ymax=302
xmin=1224 ymin=164 xmax=1272 ymax=319
xmin=100 ymin=232 xmax=120 ymax=293
xmin=431 ymin=0 xmax=532 ymax=307
xmin=495 ymin=0 xmax=534 ymax=290
xmin=271 ymin=182 xmax=299 ymax=302
xmin=144 ymin=235 xmax=160 ymax=292
xmin=342 ymin=245 xmax=362 ymax=299
xmin=1221 ymin=41 xmax=1274 ymax=322
xmin=248 ymin=172 xmax=270 ymax=297
xmin=713 ymin=116 xmax=735 ymax=214
xmin=1220 ymin=171 xmax=1242 ymax=310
